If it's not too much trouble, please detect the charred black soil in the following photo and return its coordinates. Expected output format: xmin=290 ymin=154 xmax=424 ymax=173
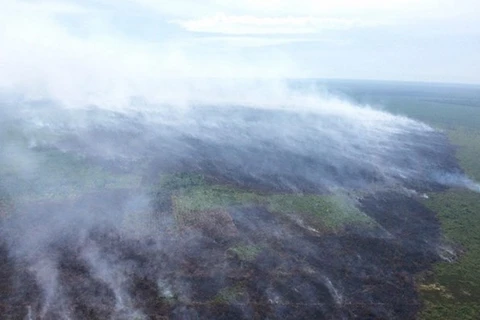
xmin=0 ymin=187 xmax=448 ymax=320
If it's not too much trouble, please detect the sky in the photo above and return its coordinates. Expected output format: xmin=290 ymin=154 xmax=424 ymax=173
xmin=0 ymin=0 xmax=479 ymax=104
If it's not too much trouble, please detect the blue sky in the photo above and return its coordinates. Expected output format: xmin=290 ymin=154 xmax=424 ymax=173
xmin=0 ymin=0 xmax=479 ymax=105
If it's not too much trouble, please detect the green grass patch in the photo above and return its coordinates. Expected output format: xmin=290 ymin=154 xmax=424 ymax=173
xmin=227 ymin=245 xmax=262 ymax=262
xmin=420 ymin=300 xmax=480 ymax=320
xmin=267 ymin=194 xmax=375 ymax=231
xmin=173 ymin=185 xmax=263 ymax=213
xmin=158 ymin=172 xmax=207 ymax=191
xmin=167 ymin=175 xmax=375 ymax=233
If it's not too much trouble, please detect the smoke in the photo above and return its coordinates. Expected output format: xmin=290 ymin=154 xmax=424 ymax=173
xmin=2 ymin=79 xmax=475 ymax=193
xmin=0 ymin=80 xmax=478 ymax=318
xmin=0 ymin=2 xmax=479 ymax=319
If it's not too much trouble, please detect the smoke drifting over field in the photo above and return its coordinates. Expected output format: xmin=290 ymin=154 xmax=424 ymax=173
xmin=1 ymin=80 xmax=475 ymax=191
xmin=0 ymin=81 xmax=478 ymax=319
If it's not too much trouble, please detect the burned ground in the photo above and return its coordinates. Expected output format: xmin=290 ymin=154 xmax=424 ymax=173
xmin=0 ymin=183 xmax=449 ymax=320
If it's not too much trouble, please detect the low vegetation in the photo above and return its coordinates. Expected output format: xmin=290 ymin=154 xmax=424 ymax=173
xmin=419 ymin=189 xmax=480 ymax=319
xmin=267 ymin=193 xmax=375 ymax=231
xmin=166 ymin=173 xmax=375 ymax=233
xmin=227 ymin=244 xmax=263 ymax=262
xmin=418 ymin=128 xmax=480 ymax=320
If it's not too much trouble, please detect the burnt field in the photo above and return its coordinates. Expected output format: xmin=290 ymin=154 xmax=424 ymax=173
xmin=0 ymin=101 xmax=476 ymax=319
xmin=0 ymin=188 xmax=451 ymax=319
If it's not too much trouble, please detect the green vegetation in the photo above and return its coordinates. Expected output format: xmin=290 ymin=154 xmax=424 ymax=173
xmin=447 ymin=128 xmax=480 ymax=181
xmin=267 ymin=194 xmax=375 ymax=231
xmin=388 ymin=99 xmax=480 ymax=130
xmin=165 ymin=174 xmax=375 ymax=233
xmin=158 ymin=172 xmax=207 ymax=191
xmin=418 ymin=127 xmax=480 ymax=320
xmin=173 ymin=185 xmax=263 ymax=213
xmin=419 ymin=190 xmax=480 ymax=320
xmin=227 ymin=244 xmax=263 ymax=262
xmin=338 ymin=81 xmax=480 ymax=131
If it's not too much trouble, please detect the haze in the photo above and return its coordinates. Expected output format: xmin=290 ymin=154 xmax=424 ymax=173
xmin=1 ymin=0 xmax=480 ymax=108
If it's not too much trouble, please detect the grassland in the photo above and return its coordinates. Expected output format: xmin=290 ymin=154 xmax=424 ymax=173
xmin=419 ymin=189 xmax=480 ymax=319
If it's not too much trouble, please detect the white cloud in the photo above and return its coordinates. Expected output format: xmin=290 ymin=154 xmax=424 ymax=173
xmin=191 ymin=36 xmax=347 ymax=48
xmin=173 ymin=13 xmax=381 ymax=34
xmin=126 ymin=0 xmax=415 ymax=18
xmin=124 ymin=0 xmax=480 ymax=31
